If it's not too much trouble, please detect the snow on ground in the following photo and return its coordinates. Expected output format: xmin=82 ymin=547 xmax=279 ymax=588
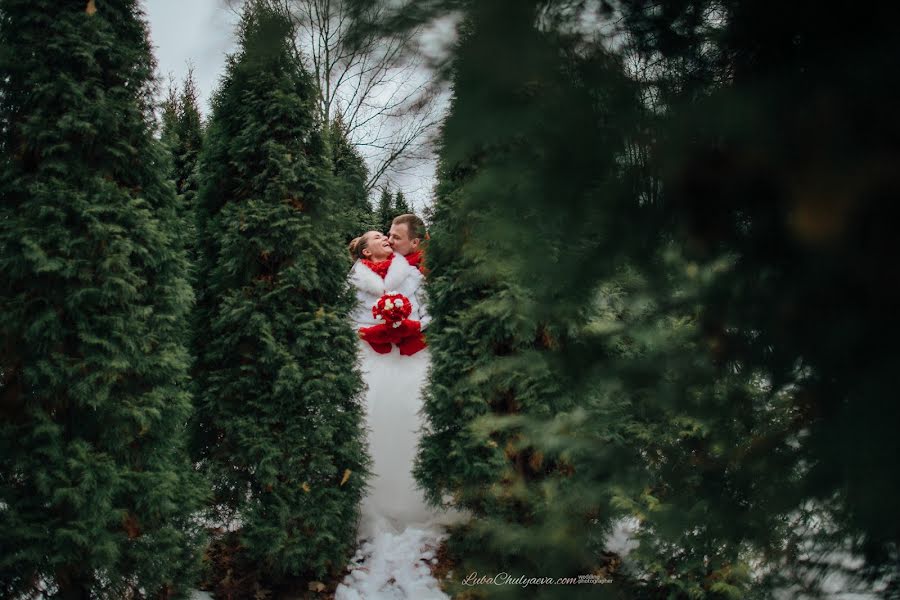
xmin=605 ymin=516 xmax=641 ymax=558
xmin=187 ymin=514 xmax=887 ymax=599
xmin=334 ymin=524 xmax=450 ymax=600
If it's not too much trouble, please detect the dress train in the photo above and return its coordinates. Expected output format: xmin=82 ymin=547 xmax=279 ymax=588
xmin=335 ymin=342 xmax=468 ymax=599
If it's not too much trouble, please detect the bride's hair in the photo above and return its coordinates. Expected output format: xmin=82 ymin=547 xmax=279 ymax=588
xmin=349 ymin=233 xmax=370 ymax=260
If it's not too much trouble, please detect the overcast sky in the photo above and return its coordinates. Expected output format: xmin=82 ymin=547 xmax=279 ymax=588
xmin=141 ymin=0 xmax=440 ymax=212
xmin=143 ymin=0 xmax=239 ymax=115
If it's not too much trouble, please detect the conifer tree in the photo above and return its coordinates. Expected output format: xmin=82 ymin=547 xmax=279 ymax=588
xmin=172 ymin=69 xmax=203 ymax=203
xmin=617 ymin=0 xmax=900 ymax=591
xmin=326 ymin=115 xmax=375 ymax=241
xmin=160 ymin=77 xmax=181 ymax=150
xmin=190 ymin=0 xmax=368 ymax=584
xmin=373 ymin=187 xmax=411 ymax=233
xmin=405 ymin=2 xmax=774 ymax=593
xmin=0 ymin=1 xmax=205 ymax=598
xmin=393 ymin=190 xmax=411 ymax=216
xmin=411 ymin=3 xmax=644 ymax=597
xmin=375 ymin=185 xmax=394 ymax=233
xmin=348 ymin=0 xmax=900 ymax=595
xmin=160 ymin=69 xmax=204 ymax=276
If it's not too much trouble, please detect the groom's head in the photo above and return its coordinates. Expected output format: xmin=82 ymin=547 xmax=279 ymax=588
xmin=388 ymin=214 xmax=426 ymax=256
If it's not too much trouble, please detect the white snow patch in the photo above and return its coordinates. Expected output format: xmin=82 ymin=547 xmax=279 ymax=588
xmin=335 ymin=524 xmax=450 ymax=600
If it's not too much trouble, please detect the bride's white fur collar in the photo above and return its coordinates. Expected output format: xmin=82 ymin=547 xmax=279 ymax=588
xmin=350 ymin=254 xmax=419 ymax=296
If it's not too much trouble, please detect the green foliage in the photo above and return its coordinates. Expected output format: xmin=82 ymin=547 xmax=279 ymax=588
xmin=160 ymin=79 xmax=181 ymax=149
xmin=616 ymin=0 xmax=900 ymax=591
xmin=160 ymin=69 xmax=204 ymax=280
xmin=393 ymin=190 xmax=410 ymax=215
xmin=375 ymin=186 xmax=394 ymax=233
xmin=326 ymin=115 xmax=376 ymax=242
xmin=412 ymin=3 xmax=644 ymax=597
xmin=190 ymin=0 xmax=369 ymax=584
xmin=374 ymin=186 xmax=414 ymax=234
xmin=0 ymin=1 xmax=206 ymax=598
xmin=348 ymin=0 xmax=900 ymax=596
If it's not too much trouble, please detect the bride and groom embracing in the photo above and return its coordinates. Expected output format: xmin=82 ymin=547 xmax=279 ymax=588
xmin=346 ymin=214 xmax=466 ymax=544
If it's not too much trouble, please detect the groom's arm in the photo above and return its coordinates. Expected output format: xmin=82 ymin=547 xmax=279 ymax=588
xmin=415 ymin=285 xmax=431 ymax=330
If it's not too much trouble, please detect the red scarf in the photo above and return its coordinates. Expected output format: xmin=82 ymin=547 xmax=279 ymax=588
xmin=361 ymin=253 xmax=394 ymax=278
xmin=404 ymin=250 xmax=423 ymax=270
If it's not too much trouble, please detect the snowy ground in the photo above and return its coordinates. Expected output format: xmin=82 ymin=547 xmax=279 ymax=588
xmin=329 ymin=517 xmax=640 ymax=600
xmin=187 ymin=515 xmax=888 ymax=599
xmin=334 ymin=524 xmax=450 ymax=600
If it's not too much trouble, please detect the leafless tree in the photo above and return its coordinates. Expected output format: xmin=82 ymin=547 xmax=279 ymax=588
xmin=239 ymin=0 xmax=444 ymax=193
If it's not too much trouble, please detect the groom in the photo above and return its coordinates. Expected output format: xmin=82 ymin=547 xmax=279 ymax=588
xmin=388 ymin=213 xmax=430 ymax=334
xmin=388 ymin=213 xmax=427 ymax=273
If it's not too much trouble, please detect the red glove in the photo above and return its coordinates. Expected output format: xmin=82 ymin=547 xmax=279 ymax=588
xmin=359 ymin=319 xmax=426 ymax=355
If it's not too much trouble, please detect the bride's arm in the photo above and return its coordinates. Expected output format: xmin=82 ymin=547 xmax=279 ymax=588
xmin=348 ymin=283 xmax=380 ymax=329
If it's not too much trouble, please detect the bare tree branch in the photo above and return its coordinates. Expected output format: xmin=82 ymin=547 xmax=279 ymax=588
xmin=263 ymin=0 xmax=442 ymax=193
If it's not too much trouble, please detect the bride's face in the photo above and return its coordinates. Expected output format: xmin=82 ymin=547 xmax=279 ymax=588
xmin=363 ymin=231 xmax=393 ymax=261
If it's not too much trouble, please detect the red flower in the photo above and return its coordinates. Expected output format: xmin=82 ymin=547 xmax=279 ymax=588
xmin=360 ymin=293 xmax=425 ymax=355
xmin=371 ymin=292 xmax=413 ymax=325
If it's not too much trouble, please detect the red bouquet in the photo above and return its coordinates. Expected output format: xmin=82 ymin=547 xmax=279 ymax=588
xmin=372 ymin=292 xmax=412 ymax=325
xmin=360 ymin=292 xmax=426 ymax=355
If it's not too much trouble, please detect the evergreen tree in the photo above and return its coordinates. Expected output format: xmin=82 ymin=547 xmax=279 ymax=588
xmin=411 ymin=3 xmax=644 ymax=597
xmin=617 ymin=0 xmax=900 ymax=591
xmin=373 ymin=187 xmax=412 ymax=234
xmin=326 ymin=114 xmax=375 ymax=241
xmin=160 ymin=69 xmax=204 ymax=278
xmin=348 ymin=0 xmax=900 ymax=596
xmin=349 ymin=1 xmax=772 ymax=597
xmin=173 ymin=69 xmax=203 ymax=202
xmin=160 ymin=76 xmax=180 ymax=150
xmin=190 ymin=1 xmax=369 ymax=586
xmin=375 ymin=185 xmax=394 ymax=233
xmin=0 ymin=1 xmax=205 ymax=598
xmin=392 ymin=189 xmax=411 ymax=215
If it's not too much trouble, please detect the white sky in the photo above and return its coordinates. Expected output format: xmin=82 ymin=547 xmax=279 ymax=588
xmin=141 ymin=0 xmax=441 ymax=212
xmin=142 ymin=0 xmax=239 ymax=115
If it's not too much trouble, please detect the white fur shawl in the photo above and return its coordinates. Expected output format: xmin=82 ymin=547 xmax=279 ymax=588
xmin=348 ymin=256 xmax=430 ymax=330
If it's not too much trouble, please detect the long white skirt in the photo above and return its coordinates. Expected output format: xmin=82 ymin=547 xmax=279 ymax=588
xmin=335 ymin=342 xmax=468 ymax=599
xmin=355 ymin=340 xmax=467 ymax=540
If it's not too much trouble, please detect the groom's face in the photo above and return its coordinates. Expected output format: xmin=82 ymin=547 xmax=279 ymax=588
xmin=388 ymin=223 xmax=419 ymax=256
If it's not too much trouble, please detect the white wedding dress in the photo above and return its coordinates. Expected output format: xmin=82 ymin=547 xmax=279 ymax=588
xmin=337 ymin=257 xmax=468 ymax=600
xmin=356 ymin=342 xmax=442 ymax=538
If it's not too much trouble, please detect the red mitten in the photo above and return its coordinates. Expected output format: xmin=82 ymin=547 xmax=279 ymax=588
xmin=395 ymin=319 xmax=427 ymax=356
xmin=359 ymin=318 xmax=426 ymax=355
xmin=359 ymin=324 xmax=396 ymax=353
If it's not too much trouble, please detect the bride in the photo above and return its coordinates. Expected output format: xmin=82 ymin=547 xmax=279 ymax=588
xmin=345 ymin=230 xmax=463 ymax=544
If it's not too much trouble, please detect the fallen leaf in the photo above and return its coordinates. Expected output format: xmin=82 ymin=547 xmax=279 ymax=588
xmin=528 ymin=450 xmax=544 ymax=471
xmin=308 ymin=581 xmax=326 ymax=592
xmin=123 ymin=512 xmax=141 ymax=539
xmin=301 ymin=482 xmax=310 ymax=493
xmin=340 ymin=469 xmax=352 ymax=486
xmin=86 ymin=0 xmax=97 ymax=15
xmin=504 ymin=440 xmax=517 ymax=460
